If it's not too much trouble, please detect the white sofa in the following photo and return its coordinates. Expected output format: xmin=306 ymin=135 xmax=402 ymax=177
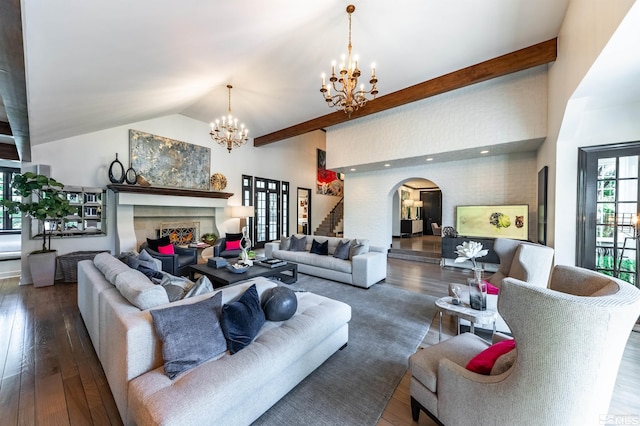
xmin=264 ymin=235 xmax=387 ymax=288
xmin=77 ymin=253 xmax=351 ymax=425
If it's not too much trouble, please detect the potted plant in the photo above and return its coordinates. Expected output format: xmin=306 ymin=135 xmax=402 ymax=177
xmin=1 ymin=172 xmax=77 ymax=287
xmin=201 ymin=232 xmax=218 ymax=246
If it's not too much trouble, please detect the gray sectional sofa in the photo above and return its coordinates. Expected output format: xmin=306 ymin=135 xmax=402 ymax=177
xmin=264 ymin=234 xmax=387 ymax=288
xmin=77 ymin=253 xmax=351 ymax=425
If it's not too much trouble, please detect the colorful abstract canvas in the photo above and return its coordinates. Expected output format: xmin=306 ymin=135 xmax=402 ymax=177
xmin=317 ymin=149 xmax=344 ymax=196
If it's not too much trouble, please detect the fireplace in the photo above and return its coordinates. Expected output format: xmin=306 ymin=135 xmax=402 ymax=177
xmin=108 ymin=185 xmax=231 ymax=253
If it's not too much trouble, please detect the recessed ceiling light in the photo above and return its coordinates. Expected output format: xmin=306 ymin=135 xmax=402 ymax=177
xmin=350 ymin=168 xmax=356 ymax=171
xmin=426 ymin=158 xmax=433 ymax=161
xmin=384 ymin=164 xmax=390 ymax=167
xmin=480 ymin=150 xmax=489 ymax=154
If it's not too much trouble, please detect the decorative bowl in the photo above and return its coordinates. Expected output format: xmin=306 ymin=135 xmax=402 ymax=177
xmin=226 ymin=264 xmax=250 ymax=274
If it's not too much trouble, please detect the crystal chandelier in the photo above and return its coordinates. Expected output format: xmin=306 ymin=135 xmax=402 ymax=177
xmin=209 ymin=85 xmax=249 ymax=153
xmin=320 ymin=4 xmax=378 ymax=116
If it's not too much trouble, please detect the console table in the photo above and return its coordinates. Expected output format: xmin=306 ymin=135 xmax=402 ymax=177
xmin=401 ymin=219 xmax=423 ymax=237
xmin=441 ymin=237 xmax=500 ymax=265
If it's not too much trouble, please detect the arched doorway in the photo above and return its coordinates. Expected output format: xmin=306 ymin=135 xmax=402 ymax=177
xmin=390 ymin=178 xmax=442 ymax=262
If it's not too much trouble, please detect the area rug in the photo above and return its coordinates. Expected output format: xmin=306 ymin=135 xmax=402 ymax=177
xmin=252 ymin=274 xmax=438 ymax=426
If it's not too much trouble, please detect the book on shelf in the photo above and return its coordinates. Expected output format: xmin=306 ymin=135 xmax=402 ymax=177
xmin=257 ymin=258 xmax=287 ymax=268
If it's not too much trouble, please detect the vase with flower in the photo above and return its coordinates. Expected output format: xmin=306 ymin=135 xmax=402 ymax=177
xmin=454 ymin=241 xmax=489 ymax=310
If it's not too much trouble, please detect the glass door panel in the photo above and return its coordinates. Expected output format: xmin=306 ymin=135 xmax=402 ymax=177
xmin=585 ymin=152 xmax=640 ymax=287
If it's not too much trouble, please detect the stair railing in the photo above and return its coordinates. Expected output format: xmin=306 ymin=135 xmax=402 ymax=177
xmin=328 ymin=198 xmax=344 ymax=236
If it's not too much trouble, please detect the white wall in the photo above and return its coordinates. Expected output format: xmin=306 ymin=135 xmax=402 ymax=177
xmin=327 ymin=66 xmax=547 ymax=169
xmin=542 ymin=0 xmax=638 ymax=265
xmin=344 ymin=152 xmax=537 ymax=248
xmin=325 ymin=67 xmax=545 ymax=248
xmin=21 ymin=115 xmax=332 ymax=283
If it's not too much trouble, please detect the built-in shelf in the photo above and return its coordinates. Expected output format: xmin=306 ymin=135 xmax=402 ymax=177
xmin=107 ymin=184 xmax=233 ymax=199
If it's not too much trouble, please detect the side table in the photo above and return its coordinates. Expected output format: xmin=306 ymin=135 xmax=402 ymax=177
xmin=435 ymin=296 xmax=497 ymax=342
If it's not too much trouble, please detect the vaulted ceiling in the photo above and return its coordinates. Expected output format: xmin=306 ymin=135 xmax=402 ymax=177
xmin=1 ymin=0 xmax=573 ymax=161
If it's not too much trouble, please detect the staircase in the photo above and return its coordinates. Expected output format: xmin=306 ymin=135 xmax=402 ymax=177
xmin=315 ymin=198 xmax=344 ymax=236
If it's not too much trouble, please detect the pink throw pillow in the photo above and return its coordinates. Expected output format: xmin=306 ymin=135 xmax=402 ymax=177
xmin=157 ymin=244 xmax=175 ymax=255
xmin=226 ymin=239 xmax=241 ymax=251
xmin=484 ymin=280 xmax=500 ymax=295
xmin=466 ymin=339 xmax=516 ymax=375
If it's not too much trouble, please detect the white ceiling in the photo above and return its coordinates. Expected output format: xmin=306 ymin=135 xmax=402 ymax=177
xmin=21 ymin=0 xmax=571 ymax=147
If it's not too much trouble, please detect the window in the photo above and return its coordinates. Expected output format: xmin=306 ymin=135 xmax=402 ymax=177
xmin=578 ymin=143 xmax=640 ymax=286
xmin=282 ymin=181 xmax=290 ymax=237
xmin=0 ymin=168 xmax=21 ymax=232
xmin=242 ymin=175 xmax=254 ymax=242
xmin=243 ymin=176 xmax=289 ymax=248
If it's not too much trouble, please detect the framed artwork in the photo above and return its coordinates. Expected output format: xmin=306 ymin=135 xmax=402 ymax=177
xmin=538 ymin=166 xmax=548 ymax=245
xmin=129 ymin=129 xmax=211 ymax=190
xmin=317 ymin=149 xmax=344 ymax=196
xmin=456 ymin=204 xmax=529 ymax=240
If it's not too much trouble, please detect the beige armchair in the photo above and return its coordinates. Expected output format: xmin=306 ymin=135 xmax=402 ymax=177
xmin=449 ymin=238 xmax=554 ymax=332
xmin=410 ymin=265 xmax=640 ymax=426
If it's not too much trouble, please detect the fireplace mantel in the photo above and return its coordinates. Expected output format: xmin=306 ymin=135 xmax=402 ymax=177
xmin=108 ymin=184 xmax=232 ymax=253
xmin=107 ymin=184 xmax=233 ymax=199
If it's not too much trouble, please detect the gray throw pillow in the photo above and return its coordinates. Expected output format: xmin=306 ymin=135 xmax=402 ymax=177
xmin=279 ymin=236 xmax=291 ymax=251
xmin=158 ymin=273 xmax=195 ymax=302
xmin=151 ymin=292 xmax=227 ymax=380
xmin=333 ymin=239 xmax=351 ymax=260
xmin=184 ymin=276 xmax=214 ymax=299
xmin=289 ymin=235 xmax=307 ymax=252
xmin=118 ymin=252 xmax=140 ymax=269
xmin=139 ymin=249 xmax=160 ymax=271
xmin=349 ymin=238 xmax=370 ymax=259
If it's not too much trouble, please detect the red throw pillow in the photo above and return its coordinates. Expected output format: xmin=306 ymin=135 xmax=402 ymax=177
xmin=466 ymin=339 xmax=516 ymax=375
xmin=484 ymin=280 xmax=500 ymax=295
xmin=157 ymin=244 xmax=175 ymax=255
xmin=225 ymin=239 xmax=241 ymax=251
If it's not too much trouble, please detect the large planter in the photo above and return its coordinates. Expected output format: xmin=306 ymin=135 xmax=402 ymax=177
xmin=28 ymin=250 xmax=57 ymax=287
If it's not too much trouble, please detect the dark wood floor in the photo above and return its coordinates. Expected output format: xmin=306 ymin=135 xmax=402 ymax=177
xmin=0 ymin=258 xmax=637 ymax=425
xmin=391 ymin=235 xmax=442 ymax=256
xmin=0 ymin=277 xmax=122 ymax=425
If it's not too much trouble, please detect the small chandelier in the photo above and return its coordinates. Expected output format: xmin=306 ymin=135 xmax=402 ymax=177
xmin=320 ymin=4 xmax=378 ymax=116
xmin=209 ymin=85 xmax=249 ymax=153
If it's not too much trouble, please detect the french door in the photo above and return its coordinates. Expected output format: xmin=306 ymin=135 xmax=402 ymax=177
xmin=254 ymin=177 xmax=281 ymax=248
xmin=578 ymin=142 xmax=640 ymax=286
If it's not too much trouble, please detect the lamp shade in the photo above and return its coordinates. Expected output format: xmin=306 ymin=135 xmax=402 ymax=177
xmin=414 ymin=201 xmax=423 ymax=208
xmin=403 ymin=199 xmax=414 ymax=207
xmin=231 ymin=205 xmax=255 ymax=218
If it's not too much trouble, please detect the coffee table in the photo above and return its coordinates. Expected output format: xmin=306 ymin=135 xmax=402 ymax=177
xmin=188 ymin=261 xmax=298 ymax=289
xmin=435 ymin=296 xmax=497 ymax=342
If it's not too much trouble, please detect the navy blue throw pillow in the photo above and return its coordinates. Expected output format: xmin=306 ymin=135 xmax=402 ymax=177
xmin=221 ymin=284 xmax=265 ymax=354
xmin=310 ymin=239 xmax=329 ymax=255
xmin=147 ymin=235 xmax=171 ymax=252
xmin=225 ymin=232 xmax=243 ymax=242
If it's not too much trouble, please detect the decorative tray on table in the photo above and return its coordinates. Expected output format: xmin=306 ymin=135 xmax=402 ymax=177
xmin=226 ymin=263 xmax=250 ymax=274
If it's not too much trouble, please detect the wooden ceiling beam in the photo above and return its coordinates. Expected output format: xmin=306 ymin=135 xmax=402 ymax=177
xmin=0 ymin=0 xmax=31 ymax=161
xmin=254 ymin=38 xmax=557 ymax=147
xmin=0 ymin=143 xmax=19 ymax=160
xmin=0 ymin=121 xmax=11 ymax=136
